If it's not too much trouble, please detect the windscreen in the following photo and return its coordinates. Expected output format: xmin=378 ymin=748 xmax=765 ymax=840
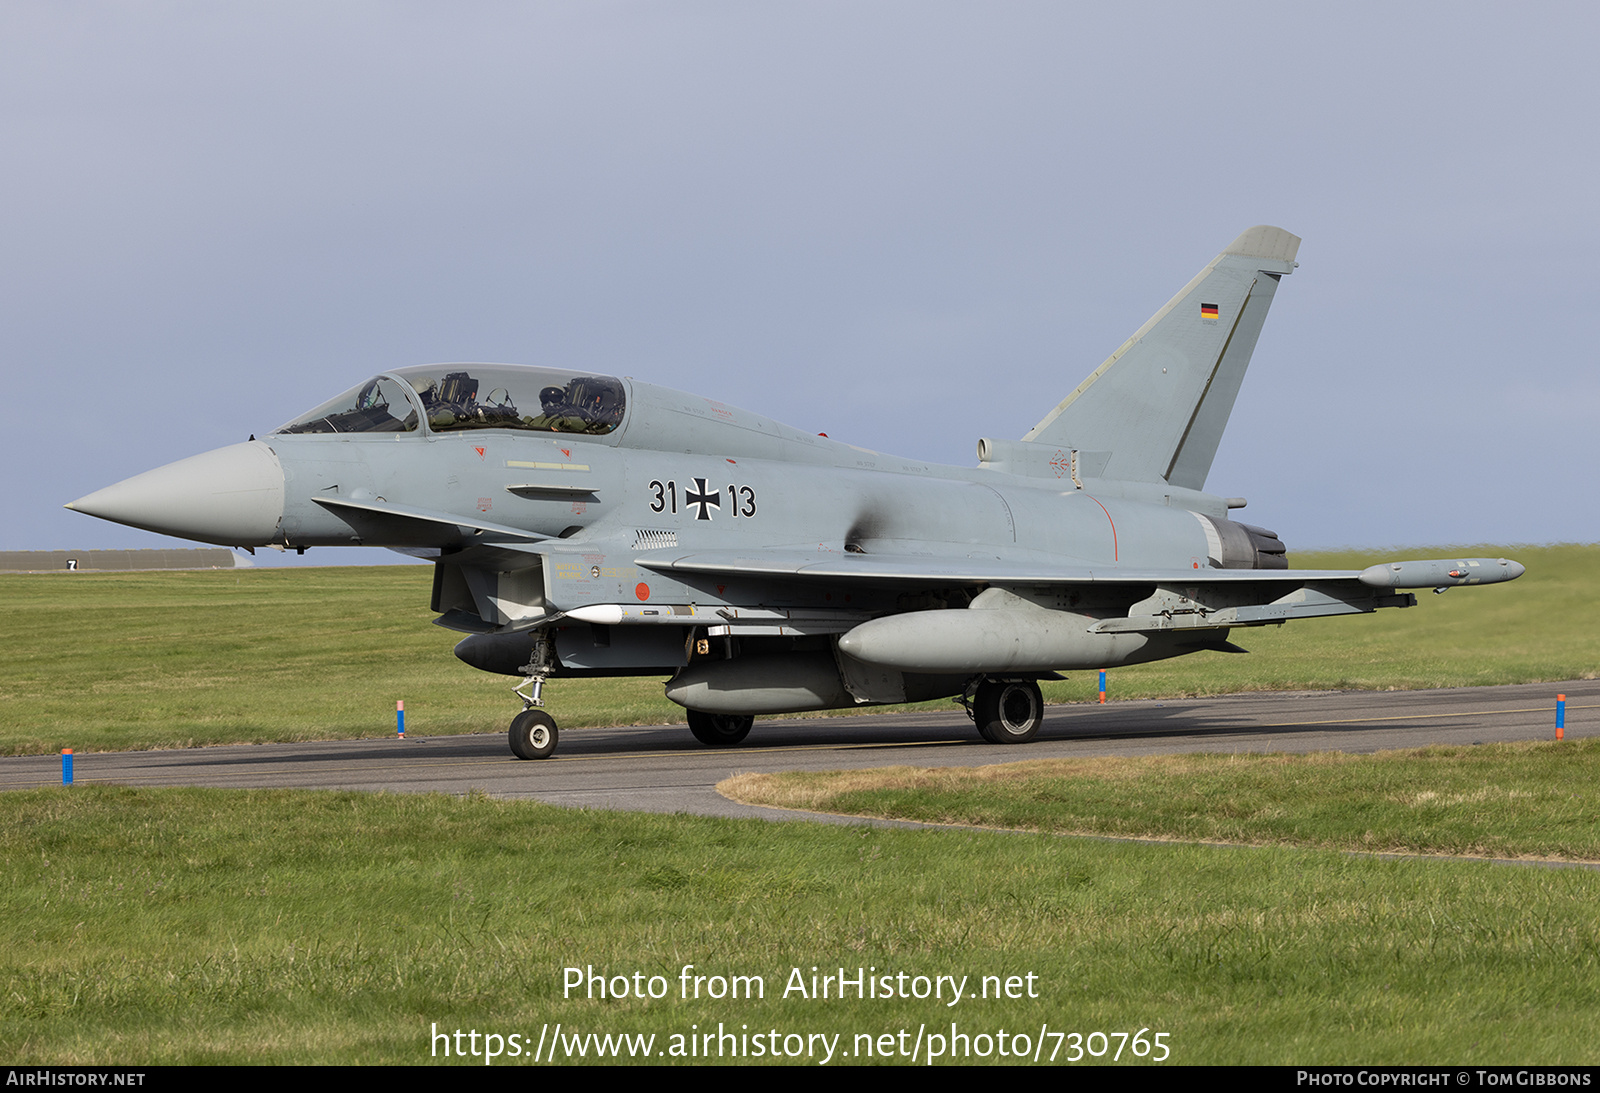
xmin=275 ymin=375 xmax=420 ymax=434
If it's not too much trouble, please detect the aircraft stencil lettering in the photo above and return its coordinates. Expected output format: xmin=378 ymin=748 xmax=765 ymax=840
xmin=68 ymin=227 xmax=1524 ymax=758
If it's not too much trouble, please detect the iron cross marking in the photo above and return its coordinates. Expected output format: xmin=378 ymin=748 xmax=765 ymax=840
xmin=686 ymin=478 xmax=721 ymax=520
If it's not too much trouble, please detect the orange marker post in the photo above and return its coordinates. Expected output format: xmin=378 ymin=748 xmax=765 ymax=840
xmin=1098 ymin=670 xmax=1107 ymax=704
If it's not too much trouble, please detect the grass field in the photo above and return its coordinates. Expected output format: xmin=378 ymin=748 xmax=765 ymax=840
xmin=3 ymin=783 xmax=1598 ymax=1065
xmin=1 ymin=543 xmax=1594 ymax=755
xmin=722 ymin=739 xmax=1600 ymax=861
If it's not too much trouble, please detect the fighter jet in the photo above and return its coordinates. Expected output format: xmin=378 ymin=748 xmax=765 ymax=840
xmin=68 ymin=226 xmax=1524 ymax=759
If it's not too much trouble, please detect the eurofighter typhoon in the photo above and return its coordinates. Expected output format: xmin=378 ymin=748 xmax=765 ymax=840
xmin=68 ymin=227 xmax=1523 ymax=758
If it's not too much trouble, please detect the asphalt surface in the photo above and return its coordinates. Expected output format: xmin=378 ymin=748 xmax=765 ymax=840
xmin=2 ymin=679 xmax=1593 ymax=824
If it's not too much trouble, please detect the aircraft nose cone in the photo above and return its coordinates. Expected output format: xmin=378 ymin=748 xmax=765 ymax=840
xmin=66 ymin=441 xmax=285 ymax=546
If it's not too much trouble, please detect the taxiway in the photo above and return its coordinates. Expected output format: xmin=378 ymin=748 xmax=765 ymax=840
xmin=1 ymin=680 xmax=1591 ymax=823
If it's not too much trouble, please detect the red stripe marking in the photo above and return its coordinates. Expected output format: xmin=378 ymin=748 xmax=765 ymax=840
xmin=1085 ymin=495 xmax=1118 ymax=561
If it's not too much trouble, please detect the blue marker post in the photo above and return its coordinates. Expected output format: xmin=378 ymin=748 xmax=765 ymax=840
xmin=1557 ymin=693 xmax=1566 ymax=740
xmin=61 ymin=749 xmax=73 ymax=786
xmin=1098 ymin=670 xmax=1107 ymax=704
xmin=397 ymin=700 xmax=406 ymax=739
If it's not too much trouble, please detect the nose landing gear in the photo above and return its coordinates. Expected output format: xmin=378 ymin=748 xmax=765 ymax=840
xmin=509 ymin=632 xmax=559 ymax=760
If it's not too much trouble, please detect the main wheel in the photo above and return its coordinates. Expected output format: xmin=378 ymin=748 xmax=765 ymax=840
xmin=686 ymin=710 xmax=754 ymax=747
xmin=509 ymin=709 xmax=558 ymax=760
xmin=973 ymin=679 xmax=1044 ymax=744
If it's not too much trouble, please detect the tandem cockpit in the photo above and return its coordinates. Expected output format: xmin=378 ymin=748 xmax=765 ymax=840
xmin=274 ymin=364 xmax=627 ymax=437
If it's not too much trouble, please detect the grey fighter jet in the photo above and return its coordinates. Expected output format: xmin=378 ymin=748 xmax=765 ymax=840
xmin=68 ymin=226 xmax=1524 ymax=759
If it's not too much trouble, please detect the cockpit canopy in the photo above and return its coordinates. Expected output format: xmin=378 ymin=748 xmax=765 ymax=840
xmin=274 ymin=365 xmax=626 ymax=437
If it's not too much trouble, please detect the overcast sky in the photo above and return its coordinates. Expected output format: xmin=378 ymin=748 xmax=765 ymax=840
xmin=4 ymin=2 xmax=1595 ymax=565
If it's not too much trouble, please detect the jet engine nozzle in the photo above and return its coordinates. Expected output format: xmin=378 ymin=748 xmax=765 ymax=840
xmin=66 ymin=441 xmax=286 ymax=547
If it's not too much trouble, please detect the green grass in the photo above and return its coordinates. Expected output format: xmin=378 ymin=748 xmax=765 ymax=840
xmin=4 ymin=785 xmax=1599 ymax=1064
xmin=2 ymin=544 xmax=1594 ymax=756
xmin=721 ymin=739 xmax=1600 ymax=861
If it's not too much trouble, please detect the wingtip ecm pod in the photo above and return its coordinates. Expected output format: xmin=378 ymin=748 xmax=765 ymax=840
xmin=1024 ymin=225 xmax=1301 ymax=493
xmin=1357 ymin=558 xmax=1526 ymax=589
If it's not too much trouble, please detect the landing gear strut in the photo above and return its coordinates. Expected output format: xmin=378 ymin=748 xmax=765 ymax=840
xmin=509 ymin=632 xmax=559 ymax=760
xmin=686 ymin=710 xmax=754 ymax=747
xmin=967 ymin=678 xmax=1045 ymax=744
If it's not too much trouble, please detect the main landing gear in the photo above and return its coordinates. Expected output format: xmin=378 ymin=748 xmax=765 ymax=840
xmin=509 ymin=632 xmax=559 ymax=760
xmin=964 ymin=677 xmax=1045 ymax=744
xmin=686 ymin=710 xmax=754 ymax=747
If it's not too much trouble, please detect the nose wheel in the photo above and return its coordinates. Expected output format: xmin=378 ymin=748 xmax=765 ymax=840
xmin=509 ymin=708 xmax=558 ymax=760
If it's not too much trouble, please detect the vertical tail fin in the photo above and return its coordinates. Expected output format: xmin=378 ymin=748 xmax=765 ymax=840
xmin=1024 ymin=226 xmax=1300 ymax=490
